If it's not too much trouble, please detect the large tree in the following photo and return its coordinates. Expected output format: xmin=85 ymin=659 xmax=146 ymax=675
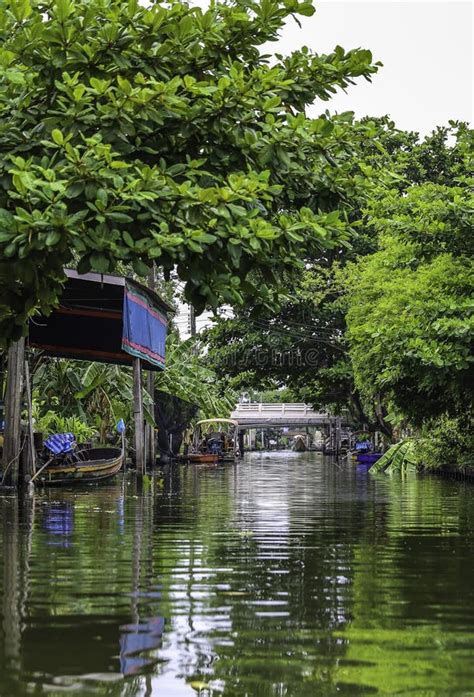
xmin=0 ymin=0 xmax=378 ymax=345
xmin=344 ymin=181 xmax=473 ymax=427
xmin=205 ymin=122 xmax=473 ymax=434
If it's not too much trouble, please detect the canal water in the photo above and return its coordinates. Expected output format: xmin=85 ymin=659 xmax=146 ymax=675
xmin=1 ymin=452 xmax=473 ymax=697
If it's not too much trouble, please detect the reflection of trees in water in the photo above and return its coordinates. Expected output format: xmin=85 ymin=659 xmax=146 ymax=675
xmin=200 ymin=457 xmax=365 ymax=696
xmin=150 ymin=464 xmax=237 ymax=687
xmin=1 ymin=496 xmax=23 ymax=697
xmin=147 ymin=457 xmax=378 ymax=695
xmin=0 ymin=482 xmax=165 ymax=697
xmin=334 ymin=476 xmax=474 ymax=695
xmin=1 ymin=463 xmax=473 ymax=697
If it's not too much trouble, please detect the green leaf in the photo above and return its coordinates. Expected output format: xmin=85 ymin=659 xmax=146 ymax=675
xmin=117 ymin=75 xmax=132 ymax=95
xmin=96 ymin=188 xmax=108 ymax=206
xmin=263 ymin=95 xmax=281 ymax=111
xmin=108 ymin=211 xmax=133 ymax=223
xmin=90 ymin=253 xmax=110 ymax=273
xmin=228 ymin=243 xmax=242 ymax=266
xmin=55 ymin=0 xmax=73 ymax=22
xmin=123 ymin=231 xmax=134 ymax=248
xmin=297 ymin=3 xmax=315 ymax=17
xmin=45 ymin=231 xmax=62 ymax=247
xmin=51 ymin=129 xmax=64 ymax=145
xmin=10 ymin=0 xmax=32 ymax=21
xmin=132 ymin=258 xmax=150 ymax=276
xmin=67 ymin=182 xmax=85 ymax=198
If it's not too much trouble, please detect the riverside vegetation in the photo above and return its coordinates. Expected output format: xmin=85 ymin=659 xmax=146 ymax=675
xmin=0 ymin=0 xmax=472 ymax=470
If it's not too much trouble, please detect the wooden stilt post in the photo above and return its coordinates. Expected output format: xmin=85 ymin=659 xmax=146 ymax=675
xmin=145 ymin=266 xmax=156 ymax=469
xmin=2 ymin=338 xmax=25 ymax=487
xmin=146 ymin=371 xmax=156 ymax=468
xmin=335 ymin=416 xmax=342 ymax=457
xmin=22 ymin=359 xmax=36 ymax=481
xmin=189 ymin=304 xmax=196 ymax=337
xmin=238 ymin=430 xmax=245 ymax=457
xmin=133 ymin=357 xmax=145 ymax=478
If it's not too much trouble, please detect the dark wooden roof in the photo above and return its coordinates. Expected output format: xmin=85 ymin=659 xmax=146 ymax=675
xmin=28 ymin=270 xmax=173 ymax=370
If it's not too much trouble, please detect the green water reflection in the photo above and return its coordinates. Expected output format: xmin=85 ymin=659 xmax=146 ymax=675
xmin=1 ymin=453 xmax=473 ymax=696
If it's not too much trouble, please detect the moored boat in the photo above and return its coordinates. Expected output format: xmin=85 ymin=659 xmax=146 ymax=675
xmin=35 ymin=447 xmax=124 ymax=486
xmin=185 ymin=453 xmax=219 ymax=464
xmin=356 ymin=452 xmax=383 ymax=465
xmin=293 ymin=434 xmax=307 ymax=452
xmin=185 ymin=419 xmax=240 ymax=463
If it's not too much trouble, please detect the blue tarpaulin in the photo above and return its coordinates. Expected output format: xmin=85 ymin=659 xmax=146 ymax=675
xmin=122 ymin=281 xmax=167 ymax=370
xmin=44 ymin=433 xmax=76 ymax=455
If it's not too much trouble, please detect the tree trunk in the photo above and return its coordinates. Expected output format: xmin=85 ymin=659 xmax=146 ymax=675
xmin=374 ymin=393 xmax=393 ymax=439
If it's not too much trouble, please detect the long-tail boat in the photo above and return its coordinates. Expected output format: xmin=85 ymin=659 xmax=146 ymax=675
xmin=34 ymin=446 xmax=124 ymax=486
xmin=184 ymin=419 xmax=240 ymax=463
xmin=185 ymin=453 xmax=219 ymax=465
xmin=32 ymin=425 xmax=126 ymax=487
xmin=293 ymin=434 xmax=307 ymax=452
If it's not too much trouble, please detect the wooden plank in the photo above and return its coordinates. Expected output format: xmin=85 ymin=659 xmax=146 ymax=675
xmin=2 ymin=338 xmax=25 ymax=487
xmin=133 ymin=357 xmax=145 ymax=478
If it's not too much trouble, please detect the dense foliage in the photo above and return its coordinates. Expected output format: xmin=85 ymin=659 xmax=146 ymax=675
xmin=206 ymin=122 xmax=474 ymax=459
xmin=345 ymin=183 xmax=473 ymax=426
xmin=204 ymin=118 xmax=405 ymax=431
xmin=31 ymin=333 xmax=232 ymax=441
xmin=0 ymin=0 xmax=379 ymax=345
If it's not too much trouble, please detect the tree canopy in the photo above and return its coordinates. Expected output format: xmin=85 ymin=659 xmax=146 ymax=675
xmin=345 ymin=182 xmax=473 ymax=426
xmin=0 ymin=0 xmax=379 ymax=345
xmin=205 ymin=121 xmax=474 ymax=436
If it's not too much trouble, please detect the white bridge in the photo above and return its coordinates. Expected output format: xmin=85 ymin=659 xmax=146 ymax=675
xmin=231 ymin=403 xmax=350 ymax=429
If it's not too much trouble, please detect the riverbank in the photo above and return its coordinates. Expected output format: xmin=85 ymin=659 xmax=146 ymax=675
xmin=427 ymin=465 xmax=474 ymax=483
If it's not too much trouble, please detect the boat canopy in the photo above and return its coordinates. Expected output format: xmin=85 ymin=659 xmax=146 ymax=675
xmin=196 ymin=419 xmax=239 ymax=427
xmin=28 ymin=270 xmax=173 ymax=371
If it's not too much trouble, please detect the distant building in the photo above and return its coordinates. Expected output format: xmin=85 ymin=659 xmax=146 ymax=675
xmin=175 ymin=303 xmax=231 ymax=339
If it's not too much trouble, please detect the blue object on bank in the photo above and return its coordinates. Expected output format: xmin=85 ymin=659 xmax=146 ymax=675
xmin=355 ymin=440 xmax=372 ymax=451
xmin=357 ymin=452 xmax=383 ymax=465
xmin=44 ymin=433 xmax=76 ymax=455
xmin=117 ymin=419 xmax=126 ymax=434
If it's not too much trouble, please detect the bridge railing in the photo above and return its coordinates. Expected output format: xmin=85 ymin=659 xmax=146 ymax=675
xmin=232 ymin=403 xmax=329 ymax=417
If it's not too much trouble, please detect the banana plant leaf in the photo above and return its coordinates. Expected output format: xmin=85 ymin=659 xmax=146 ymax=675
xmin=369 ymin=439 xmax=417 ymax=474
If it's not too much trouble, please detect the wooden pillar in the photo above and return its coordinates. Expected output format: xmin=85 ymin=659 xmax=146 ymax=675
xmin=189 ymin=304 xmax=196 ymax=337
xmin=238 ymin=430 xmax=245 ymax=457
xmin=133 ymin=358 xmax=145 ymax=478
xmin=145 ymin=266 xmax=156 ymax=469
xmin=22 ymin=360 xmax=36 ymax=481
xmin=326 ymin=420 xmax=333 ymax=454
xmin=2 ymin=338 xmax=25 ymax=487
xmin=335 ymin=416 xmax=342 ymax=456
xmin=145 ymin=371 xmax=156 ymax=468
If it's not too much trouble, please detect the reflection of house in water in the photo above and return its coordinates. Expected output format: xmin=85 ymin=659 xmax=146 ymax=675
xmin=0 ymin=485 xmax=167 ymax=695
xmin=120 ymin=617 xmax=165 ymax=676
xmin=42 ymin=503 xmax=73 ymax=547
